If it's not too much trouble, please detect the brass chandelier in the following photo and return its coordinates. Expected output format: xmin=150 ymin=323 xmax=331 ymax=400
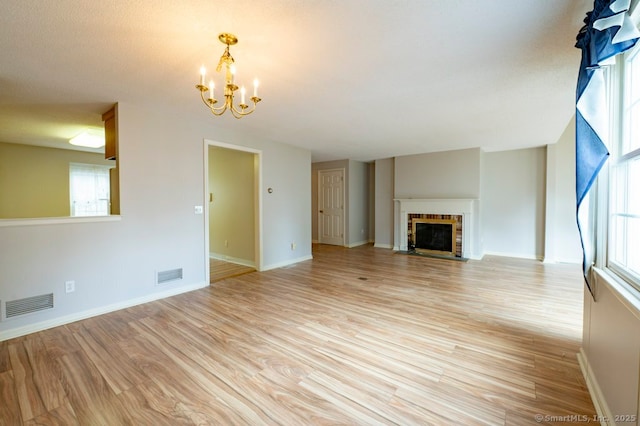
xmin=196 ymin=33 xmax=261 ymax=119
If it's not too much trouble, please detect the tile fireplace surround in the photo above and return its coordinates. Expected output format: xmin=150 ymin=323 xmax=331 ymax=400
xmin=394 ymin=198 xmax=481 ymax=259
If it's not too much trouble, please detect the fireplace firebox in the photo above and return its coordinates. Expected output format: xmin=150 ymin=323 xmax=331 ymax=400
xmin=409 ymin=217 xmax=460 ymax=257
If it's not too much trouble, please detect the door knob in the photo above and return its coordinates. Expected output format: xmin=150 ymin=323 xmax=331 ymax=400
xmin=319 ymin=210 xmax=324 ymax=213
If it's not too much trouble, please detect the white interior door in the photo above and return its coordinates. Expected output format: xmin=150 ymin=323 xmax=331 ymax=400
xmin=318 ymin=168 xmax=345 ymax=246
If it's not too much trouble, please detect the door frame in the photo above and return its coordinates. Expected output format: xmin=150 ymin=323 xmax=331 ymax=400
xmin=203 ymin=139 xmax=263 ymax=284
xmin=318 ymin=167 xmax=345 ymax=246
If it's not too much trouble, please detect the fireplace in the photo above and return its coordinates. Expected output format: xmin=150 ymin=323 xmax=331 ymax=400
xmin=409 ymin=215 xmax=461 ymax=257
xmin=412 ymin=219 xmax=456 ymax=256
xmin=394 ymin=198 xmax=479 ymax=259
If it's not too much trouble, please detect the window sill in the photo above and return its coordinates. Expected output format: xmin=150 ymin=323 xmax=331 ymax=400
xmin=594 ymin=267 xmax=640 ymax=320
xmin=0 ymin=215 xmax=122 ymax=228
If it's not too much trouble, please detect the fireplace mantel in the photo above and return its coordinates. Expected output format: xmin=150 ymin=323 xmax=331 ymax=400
xmin=393 ymin=198 xmax=481 ymax=259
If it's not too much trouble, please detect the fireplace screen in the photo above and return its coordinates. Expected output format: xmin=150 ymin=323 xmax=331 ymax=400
xmin=411 ymin=218 xmax=456 ymax=256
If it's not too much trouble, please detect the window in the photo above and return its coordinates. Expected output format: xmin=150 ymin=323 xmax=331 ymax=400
xmin=607 ymin=46 xmax=640 ymax=288
xmin=69 ymin=163 xmax=111 ymax=217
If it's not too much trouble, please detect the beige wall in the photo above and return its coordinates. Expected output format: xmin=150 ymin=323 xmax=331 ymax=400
xmin=0 ymin=102 xmax=312 ymax=340
xmin=481 ymin=147 xmax=547 ymax=259
xmin=374 ymin=158 xmax=394 ymax=248
xmin=544 ymin=117 xmax=582 ymax=263
xmin=394 ymin=148 xmax=482 ymax=199
xmin=208 ymin=146 xmax=256 ymax=265
xmin=0 ymin=142 xmax=113 ymax=218
xmin=348 ymin=159 xmax=370 ymax=247
xmin=581 ymin=270 xmax=640 ymax=421
xmin=393 ymin=148 xmax=482 ymax=256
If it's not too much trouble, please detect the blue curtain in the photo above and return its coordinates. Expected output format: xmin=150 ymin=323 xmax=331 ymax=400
xmin=575 ymin=0 xmax=639 ymax=296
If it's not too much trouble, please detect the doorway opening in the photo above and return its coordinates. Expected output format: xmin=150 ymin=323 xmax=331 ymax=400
xmin=204 ymin=140 xmax=262 ymax=283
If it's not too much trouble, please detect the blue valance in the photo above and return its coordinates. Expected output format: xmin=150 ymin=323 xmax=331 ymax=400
xmin=575 ymin=0 xmax=639 ymax=295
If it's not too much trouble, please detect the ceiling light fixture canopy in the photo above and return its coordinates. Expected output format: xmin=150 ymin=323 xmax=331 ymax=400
xmin=196 ymin=33 xmax=261 ymax=119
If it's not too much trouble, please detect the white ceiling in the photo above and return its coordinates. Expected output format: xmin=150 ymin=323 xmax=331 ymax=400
xmin=0 ymin=0 xmax=590 ymax=162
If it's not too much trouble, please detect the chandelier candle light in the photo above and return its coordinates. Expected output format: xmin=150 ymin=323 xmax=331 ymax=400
xmin=196 ymin=33 xmax=261 ymax=119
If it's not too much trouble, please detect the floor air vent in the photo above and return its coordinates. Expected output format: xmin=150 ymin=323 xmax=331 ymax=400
xmin=4 ymin=293 xmax=54 ymax=320
xmin=157 ymin=268 xmax=183 ymax=285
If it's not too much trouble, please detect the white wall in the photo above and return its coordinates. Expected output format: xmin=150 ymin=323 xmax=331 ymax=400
xmin=393 ymin=148 xmax=481 ymax=255
xmin=581 ymin=271 xmax=640 ymax=422
xmin=374 ymin=158 xmax=394 ymax=249
xmin=262 ymin=141 xmax=312 ymax=269
xmin=544 ymin=117 xmax=582 ymax=263
xmin=368 ymin=162 xmax=375 ymax=242
xmin=0 ymin=102 xmax=312 ymax=340
xmin=348 ymin=160 xmax=369 ymax=247
xmin=481 ymin=147 xmax=547 ymax=259
xmin=390 ymin=146 xmax=561 ymax=260
xmin=387 ymin=143 xmax=582 ymax=260
xmin=394 ymin=148 xmax=481 ymax=199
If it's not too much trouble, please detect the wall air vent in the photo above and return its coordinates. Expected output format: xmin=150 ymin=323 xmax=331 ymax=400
xmin=157 ymin=268 xmax=183 ymax=285
xmin=4 ymin=293 xmax=54 ymax=320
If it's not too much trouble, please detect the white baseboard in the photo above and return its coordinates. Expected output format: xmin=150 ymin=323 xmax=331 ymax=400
xmin=209 ymin=252 xmax=255 ymax=268
xmin=482 ymin=251 xmax=543 ymax=261
xmin=0 ymin=281 xmax=209 ymax=342
xmin=312 ymin=239 xmax=319 ymax=244
xmin=558 ymin=258 xmax=582 ymax=264
xmin=543 ymin=257 xmax=582 ymax=264
xmin=577 ymin=348 xmax=614 ymax=426
xmin=374 ymin=243 xmax=393 ymax=249
xmin=347 ymin=240 xmax=369 ymax=248
xmin=262 ymin=254 xmax=313 ymax=271
xmin=465 ymin=252 xmax=484 ymax=260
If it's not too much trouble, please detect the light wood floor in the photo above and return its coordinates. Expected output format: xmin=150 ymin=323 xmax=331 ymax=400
xmin=210 ymin=258 xmax=255 ymax=283
xmin=0 ymin=244 xmax=595 ymax=425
